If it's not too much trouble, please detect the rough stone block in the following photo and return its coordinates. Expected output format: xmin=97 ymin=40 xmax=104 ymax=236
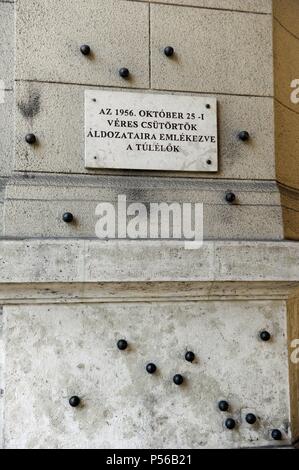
xmin=3 ymin=301 xmax=290 ymax=448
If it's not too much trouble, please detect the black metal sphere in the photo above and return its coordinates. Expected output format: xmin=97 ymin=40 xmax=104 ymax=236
xmin=164 ymin=46 xmax=174 ymax=57
xmin=238 ymin=131 xmax=250 ymax=141
xmin=185 ymin=351 xmax=195 ymax=363
xmin=260 ymin=331 xmax=271 ymax=342
xmin=173 ymin=374 xmax=184 ymax=385
xmin=119 ymin=67 xmax=130 ymax=78
xmin=146 ymin=363 xmax=157 ymax=374
xmin=117 ymin=339 xmax=128 ymax=350
xmin=62 ymin=212 xmax=74 ymax=223
xmin=218 ymin=400 xmax=229 ymax=412
xmin=225 ymin=418 xmax=236 ymax=430
xmin=225 ymin=192 xmax=236 ymax=204
xmin=80 ymin=44 xmax=91 ymax=56
xmin=246 ymin=413 xmax=257 ymax=425
xmin=69 ymin=396 xmax=80 ymax=407
xmin=25 ymin=133 xmax=36 ymax=145
xmin=271 ymin=429 xmax=282 ymax=441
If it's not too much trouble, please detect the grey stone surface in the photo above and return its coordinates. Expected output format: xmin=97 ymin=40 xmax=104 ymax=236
xmin=0 ymin=2 xmax=14 ymax=88
xmin=3 ymin=175 xmax=283 ymax=239
xmin=142 ymin=0 xmax=272 ymax=14
xmin=151 ymin=4 xmax=273 ymax=96
xmin=16 ymin=0 xmax=149 ymax=88
xmin=0 ymin=91 xmax=14 ymax=177
xmin=3 ymin=301 xmax=290 ymax=449
xmin=1 ymin=239 xmax=299 ymax=284
xmin=0 ymin=206 xmax=3 ymax=237
xmin=0 ymin=178 xmax=7 ymax=237
xmin=14 ymin=82 xmax=275 ymax=179
xmin=1 ymin=0 xmax=297 ymax=451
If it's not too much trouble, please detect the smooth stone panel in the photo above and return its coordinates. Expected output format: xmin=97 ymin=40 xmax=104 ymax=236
xmin=279 ymin=185 xmax=299 ymax=241
xmin=16 ymin=0 xmax=149 ymax=88
xmin=273 ymin=0 xmax=299 ymax=37
xmin=85 ymin=90 xmax=218 ymax=172
xmin=151 ymin=4 xmax=273 ymax=96
xmin=275 ymin=101 xmax=299 ymax=189
xmin=149 ymin=0 xmax=272 ymax=13
xmin=274 ymin=20 xmax=299 ymax=113
xmin=0 ymin=2 xmax=14 ymax=88
xmin=3 ymin=175 xmax=283 ymax=240
xmin=0 ymin=91 xmax=14 ymax=177
xmin=15 ymin=82 xmax=275 ymax=179
xmin=3 ymin=301 xmax=290 ymax=448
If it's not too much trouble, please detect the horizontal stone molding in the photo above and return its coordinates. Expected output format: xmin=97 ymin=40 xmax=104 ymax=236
xmin=0 ymin=239 xmax=299 ymax=287
xmin=3 ymin=175 xmax=284 ymax=240
xmin=0 ymin=281 xmax=298 ymax=304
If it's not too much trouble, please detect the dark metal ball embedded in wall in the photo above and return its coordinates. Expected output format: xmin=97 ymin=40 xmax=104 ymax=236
xmin=225 ymin=418 xmax=236 ymax=430
xmin=62 ymin=212 xmax=74 ymax=223
xmin=271 ymin=429 xmax=282 ymax=441
xmin=246 ymin=413 xmax=257 ymax=425
xmin=238 ymin=131 xmax=250 ymax=142
xmin=146 ymin=363 xmax=157 ymax=374
xmin=69 ymin=396 xmax=81 ymax=407
xmin=218 ymin=400 xmax=229 ymax=412
xmin=119 ymin=67 xmax=130 ymax=79
xmin=117 ymin=339 xmax=128 ymax=350
xmin=185 ymin=351 xmax=195 ymax=363
xmin=80 ymin=44 xmax=91 ymax=56
xmin=164 ymin=46 xmax=174 ymax=57
xmin=173 ymin=374 xmax=184 ymax=385
xmin=25 ymin=133 xmax=36 ymax=145
xmin=225 ymin=192 xmax=236 ymax=204
xmin=260 ymin=331 xmax=271 ymax=342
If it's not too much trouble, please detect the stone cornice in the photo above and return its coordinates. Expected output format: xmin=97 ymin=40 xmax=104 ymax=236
xmin=0 ymin=239 xmax=299 ymax=301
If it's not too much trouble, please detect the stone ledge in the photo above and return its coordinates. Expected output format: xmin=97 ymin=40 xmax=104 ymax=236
xmin=0 ymin=239 xmax=299 ymax=286
xmin=0 ymin=281 xmax=298 ymax=303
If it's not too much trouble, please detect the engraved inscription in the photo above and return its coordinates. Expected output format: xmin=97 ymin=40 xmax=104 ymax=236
xmin=85 ymin=90 xmax=218 ymax=172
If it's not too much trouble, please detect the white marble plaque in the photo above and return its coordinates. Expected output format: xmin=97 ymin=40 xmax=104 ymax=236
xmin=85 ymin=90 xmax=218 ymax=172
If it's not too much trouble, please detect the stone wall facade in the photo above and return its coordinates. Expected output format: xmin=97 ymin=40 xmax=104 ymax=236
xmin=0 ymin=0 xmax=299 ymax=449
